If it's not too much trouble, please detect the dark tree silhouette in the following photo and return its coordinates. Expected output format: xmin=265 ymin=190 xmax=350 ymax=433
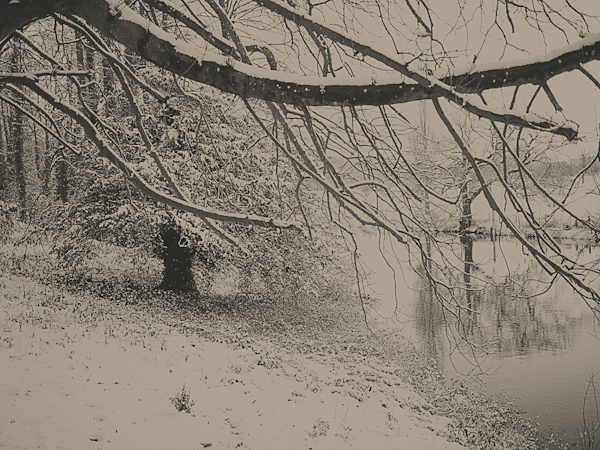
xmin=159 ymin=220 xmax=196 ymax=292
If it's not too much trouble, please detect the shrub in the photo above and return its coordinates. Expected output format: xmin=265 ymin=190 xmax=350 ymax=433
xmin=170 ymin=384 xmax=196 ymax=413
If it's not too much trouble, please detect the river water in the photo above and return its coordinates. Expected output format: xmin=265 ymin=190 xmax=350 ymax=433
xmin=356 ymin=230 xmax=600 ymax=447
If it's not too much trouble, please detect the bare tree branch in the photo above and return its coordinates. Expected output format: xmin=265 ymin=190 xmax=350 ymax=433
xmin=0 ymin=0 xmax=585 ymax=139
xmin=3 ymin=73 xmax=301 ymax=230
xmin=0 ymin=90 xmax=81 ymax=156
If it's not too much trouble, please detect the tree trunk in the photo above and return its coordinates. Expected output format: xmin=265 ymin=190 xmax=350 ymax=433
xmin=33 ymin=123 xmax=41 ymax=176
xmin=0 ymin=104 xmax=7 ymax=200
xmin=102 ymin=57 xmax=117 ymax=114
xmin=460 ymin=233 xmax=478 ymax=336
xmin=2 ymin=105 xmax=15 ymax=202
xmin=75 ymin=32 xmax=85 ymax=73
xmin=10 ymin=42 xmax=26 ymax=219
xmin=77 ymin=32 xmax=99 ymax=110
xmin=13 ymin=108 xmax=26 ymax=220
xmin=41 ymin=132 xmax=52 ymax=191
xmin=55 ymin=153 xmax=68 ymax=203
xmin=159 ymin=221 xmax=196 ymax=292
xmin=459 ymin=195 xmax=473 ymax=233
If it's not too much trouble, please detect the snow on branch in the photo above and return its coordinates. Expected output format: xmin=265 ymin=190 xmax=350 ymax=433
xmin=251 ymin=0 xmax=579 ymax=139
xmin=42 ymin=0 xmax=573 ymax=139
xmin=0 ymin=73 xmax=301 ymax=231
xmin=447 ymin=31 xmax=600 ymax=93
xmin=0 ymin=0 xmax=594 ymax=139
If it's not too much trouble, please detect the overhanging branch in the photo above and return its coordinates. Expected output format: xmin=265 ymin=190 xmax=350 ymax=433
xmin=0 ymin=0 xmax=596 ymax=139
xmin=2 ymin=73 xmax=301 ymax=231
xmin=5 ymin=0 xmax=576 ymax=139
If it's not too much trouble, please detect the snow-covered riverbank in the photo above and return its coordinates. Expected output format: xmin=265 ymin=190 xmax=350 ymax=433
xmin=0 ymin=274 xmax=465 ymax=450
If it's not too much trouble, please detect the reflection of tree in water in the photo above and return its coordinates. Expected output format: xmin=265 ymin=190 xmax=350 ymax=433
xmin=414 ymin=236 xmax=586 ymax=364
xmin=414 ymin=257 xmax=447 ymax=369
xmin=484 ymin=276 xmax=584 ymax=357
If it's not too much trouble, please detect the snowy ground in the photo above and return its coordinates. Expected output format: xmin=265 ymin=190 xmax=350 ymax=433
xmin=0 ymin=274 xmax=466 ymax=450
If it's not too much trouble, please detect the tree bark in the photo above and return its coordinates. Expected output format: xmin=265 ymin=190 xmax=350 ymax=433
xmin=55 ymin=153 xmax=68 ymax=202
xmin=460 ymin=234 xmax=478 ymax=336
xmin=459 ymin=195 xmax=473 ymax=233
xmin=159 ymin=221 xmax=196 ymax=292
xmin=100 ymin=56 xmax=115 ymax=115
xmin=42 ymin=131 xmax=52 ymax=191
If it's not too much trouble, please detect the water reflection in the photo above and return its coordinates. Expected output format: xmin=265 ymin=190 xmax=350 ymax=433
xmin=413 ymin=255 xmax=446 ymax=367
xmin=412 ymin=236 xmax=591 ymax=366
xmin=365 ymin=233 xmax=600 ymax=446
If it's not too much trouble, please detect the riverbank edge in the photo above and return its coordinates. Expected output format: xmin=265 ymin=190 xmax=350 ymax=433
xmin=0 ymin=241 xmax=551 ymax=449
